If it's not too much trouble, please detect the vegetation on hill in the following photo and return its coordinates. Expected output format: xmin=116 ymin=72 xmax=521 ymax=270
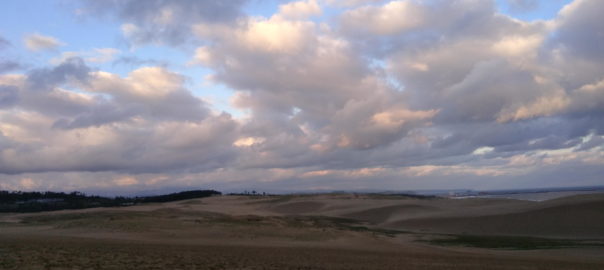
xmin=0 ymin=190 xmax=221 ymax=213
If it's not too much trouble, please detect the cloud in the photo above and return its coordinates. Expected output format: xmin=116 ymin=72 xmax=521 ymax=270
xmin=82 ymin=67 xmax=210 ymax=123
xmin=2 ymin=0 xmax=604 ymax=193
xmin=1 ymin=58 xmax=209 ymax=129
xmin=0 ymin=36 xmax=10 ymax=50
xmin=0 ymin=57 xmax=238 ymax=175
xmin=0 ymin=85 xmax=19 ymax=108
xmin=112 ymin=56 xmax=169 ymax=68
xmin=193 ymin=12 xmax=440 ymax=155
xmin=0 ymin=61 xmax=22 ymax=74
xmin=24 ymin=33 xmax=65 ymax=51
xmin=113 ymin=176 xmax=138 ymax=186
xmin=325 ymin=0 xmax=387 ymax=8
xmin=0 ymin=35 xmax=24 ymax=73
xmin=52 ymin=48 xmax=121 ymax=65
xmin=0 ymin=100 xmax=238 ymax=175
xmin=77 ymin=0 xmax=249 ymax=45
xmin=277 ymin=0 xmax=322 ymax=20
xmin=554 ymin=0 xmax=604 ymax=61
xmin=27 ymin=57 xmax=91 ymax=91
xmin=340 ymin=0 xmax=426 ymax=35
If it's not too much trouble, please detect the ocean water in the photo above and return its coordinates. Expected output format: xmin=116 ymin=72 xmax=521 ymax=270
xmin=472 ymin=190 xmax=604 ymax=201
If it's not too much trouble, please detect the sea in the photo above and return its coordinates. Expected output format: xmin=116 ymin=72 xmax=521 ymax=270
xmin=451 ymin=190 xmax=604 ymax=202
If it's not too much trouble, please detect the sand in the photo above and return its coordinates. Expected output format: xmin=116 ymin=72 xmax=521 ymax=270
xmin=1 ymin=193 xmax=603 ymax=269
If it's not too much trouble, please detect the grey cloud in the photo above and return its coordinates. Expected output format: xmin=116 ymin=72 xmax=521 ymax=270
xmin=0 ymin=111 xmax=238 ymax=174
xmin=567 ymin=85 xmax=604 ymax=118
xmin=0 ymin=85 xmax=19 ymax=108
xmin=0 ymin=36 xmax=24 ymax=73
xmin=0 ymin=60 xmax=22 ymax=74
xmin=3 ymin=0 xmax=604 ymax=192
xmin=0 ymin=36 xmax=11 ymax=50
xmin=85 ymin=67 xmax=210 ymax=125
xmin=112 ymin=56 xmax=169 ymax=68
xmin=79 ymin=0 xmax=248 ymax=45
xmin=416 ymin=114 xmax=604 ymax=170
xmin=2 ymin=58 xmax=97 ymax=118
xmin=21 ymin=89 xmax=93 ymax=117
xmin=15 ymin=59 xmax=209 ymax=128
xmin=436 ymin=60 xmax=556 ymax=122
xmin=575 ymin=134 xmax=604 ymax=151
xmin=339 ymin=0 xmax=529 ymax=42
xmin=0 ymin=131 xmax=13 ymax=150
xmin=26 ymin=57 xmax=91 ymax=92
xmin=52 ymin=101 xmax=138 ymax=129
xmin=535 ymin=1 xmax=604 ymax=95
xmin=554 ymin=0 xmax=604 ymax=61
xmin=333 ymin=0 xmax=603 ymax=162
xmin=190 ymin=0 xmax=602 ymax=179
xmin=0 ymin=56 xmax=236 ymax=175
xmin=200 ymin=18 xmax=437 ymax=152
xmin=430 ymin=118 xmax=575 ymax=154
xmin=141 ymin=84 xmax=210 ymax=121
xmin=90 ymin=90 xmax=209 ymax=125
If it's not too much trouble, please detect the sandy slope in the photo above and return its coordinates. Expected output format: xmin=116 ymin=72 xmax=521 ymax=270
xmin=241 ymin=193 xmax=604 ymax=238
xmin=1 ymin=193 xmax=603 ymax=269
xmin=390 ymin=199 xmax=604 ymax=238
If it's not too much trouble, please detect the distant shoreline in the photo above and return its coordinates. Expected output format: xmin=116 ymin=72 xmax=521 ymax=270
xmin=450 ymin=190 xmax=604 ymax=201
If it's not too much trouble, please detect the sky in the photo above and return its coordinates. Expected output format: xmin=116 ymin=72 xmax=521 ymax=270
xmin=0 ymin=0 xmax=603 ymax=195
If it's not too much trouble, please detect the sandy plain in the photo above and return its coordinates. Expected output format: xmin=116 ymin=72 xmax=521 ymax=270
xmin=1 ymin=193 xmax=603 ymax=269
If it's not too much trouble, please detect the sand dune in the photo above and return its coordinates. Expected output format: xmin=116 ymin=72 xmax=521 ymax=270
xmin=270 ymin=201 xmax=326 ymax=214
xmin=342 ymin=204 xmax=439 ymax=223
xmin=391 ymin=198 xmax=604 ymax=238
xmin=1 ymin=193 xmax=603 ymax=269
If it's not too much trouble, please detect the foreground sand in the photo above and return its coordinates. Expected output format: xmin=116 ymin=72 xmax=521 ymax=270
xmin=1 ymin=193 xmax=603 ymax=269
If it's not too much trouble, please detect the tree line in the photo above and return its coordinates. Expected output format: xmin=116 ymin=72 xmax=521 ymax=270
xmin=0 ymin=190 xmax=221 ymax=213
